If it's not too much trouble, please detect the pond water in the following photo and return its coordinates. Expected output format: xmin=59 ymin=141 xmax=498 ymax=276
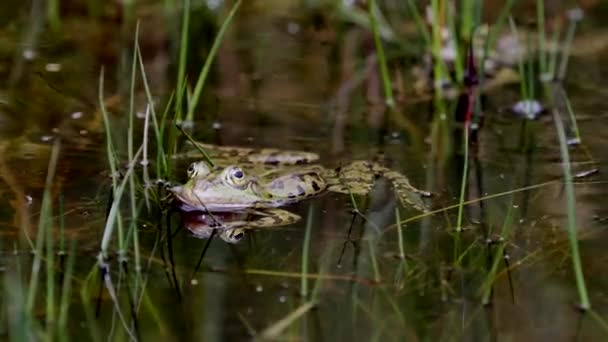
xmin=0 ymin=0 xmax=608 ymax=340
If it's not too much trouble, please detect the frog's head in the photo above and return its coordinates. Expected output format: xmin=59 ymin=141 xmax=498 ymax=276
xmin=171 ymin=165 xmax=272 ymax=212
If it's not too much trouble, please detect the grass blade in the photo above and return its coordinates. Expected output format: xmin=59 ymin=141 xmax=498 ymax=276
xmin=185 ymin=0 xmax=242 ymax=121
xmin=369 ymin=0 xmax=394 ymax=107
xmin=552 ymin=109 xmax=590 ymax=310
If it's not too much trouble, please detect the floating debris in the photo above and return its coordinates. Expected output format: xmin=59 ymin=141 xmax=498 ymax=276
xmin=23 ymin=48 xmax=36 ymax=60
xmin=567 ymin=137 xmax=581 ymax=146
xmin=511 ymin=99 xmax=544 ymax=119
xmin=574 ymin=168 xmax=599 ymax=179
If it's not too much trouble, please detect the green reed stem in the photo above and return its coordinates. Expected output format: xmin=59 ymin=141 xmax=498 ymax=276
xmin=175 ymin=124 xmax=215 ymax=167
xmin=455 ymin=125 xmax=469 ymax=233
xmin=526 ymin=32 xmax=535 ymax=101
xmin=368 ymin=239 xmax=381 ymax=283
xmin=259 ymin=301 xmax=316 ymax=339
xmin=128 ymin=22 xmax=138 ymax=168
xmin=395 ymin=207 xmax=405 ymax=259
xmin=128 ymin=21 xmax=142 ymax=277
xmin=405 ymin=0 xmax=430 ymax=45
xmin=45 ymin=197 xmax=55 ymax=334
xmin=447 ymin=0 xmax=463 ymax=84
xmin=27 ymin=140 xmax=60 ymax=313
xmin=300 ymin=206 xmax=314 ymax=297
xmin=460 ymin=0 xmax=474 ymax=42
xmin=481 ymin=201 xmax=514 ymax=304
xmin=158 ymin=93 xmax=175 ymax=178
xmin=47 ymin=0 xmax=61 ymax=32
xmin=486 ymin=0 xmax=515 ymax=49
xmin=80 ymin=265 xmax=102 ymax=342
xmin=186 ymin=0 xmax=242 ymax=121
xmin=509 ymin=17 xmax=529 ymax=100
xmin=369 ymin=0 xmax=394 ymax=108
xmin=547 ymin=24 xmax=561 ymax=79
xmin=58 ymin=240 xmax=76 ymax=337
xmin=58 ymin=193 xmax=65 ymax=253
xmin=135 ymin=44 xmax=166 ymax=176
xmin=558 ymin=11 xmax=580 ymax=80
xmin=175 ymin=0 xmax=190 ymax=122
xmin=536 ymin=0 xmax=547 ymax=75
xmin=99 ymin=147 xmax=142 ymax=259
xmin=98 ymin=68 xmax=126 ymax=253
xmin=430 ymin=0 xmax=448 ymax=96
xmin=589 ymin=310 xmax=608 ymax=334
xmin=552 ymin=109 xmax=590 ymax=310
xmin=563 ymin=93 xmax=581 ymax=143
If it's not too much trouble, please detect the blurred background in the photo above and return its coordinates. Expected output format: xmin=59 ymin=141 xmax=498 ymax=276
xmin=0 ymin=0 xmax=608 ymax=340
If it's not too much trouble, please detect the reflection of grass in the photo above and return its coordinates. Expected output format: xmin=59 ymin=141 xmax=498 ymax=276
xmin=552 ymin=109 xmax=590 ymax=310
xmin=368 ymin=0 xmax=394 ymax=108
xmin=4 ymin=141 xmax=79 ymax=339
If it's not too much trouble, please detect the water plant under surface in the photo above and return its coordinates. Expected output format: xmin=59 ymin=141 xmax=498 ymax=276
xmin=0 ymin=0 xmax=608 ymax=340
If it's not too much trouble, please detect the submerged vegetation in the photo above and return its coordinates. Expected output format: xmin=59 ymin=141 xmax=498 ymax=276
xmin=0 ymin=0 xmax=607 ymax=340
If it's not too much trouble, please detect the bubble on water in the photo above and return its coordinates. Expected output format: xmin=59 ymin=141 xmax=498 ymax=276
xmin=567 ymin=8 xmax=584 ymax=21
xmin=279 ymin=295 xmax=287 ymax=303
xmin=212 ymin=121 xmax=222 ymax=130
xmin=71 ymin=111 xmax=83 ymax=119
xmin=255 ymin=285 xmax=263 ymax=292
xmin=190 ymin=279 xmax=199 ymax=285
xmin=179 ymin=120 xmax=194 ymax=129
xmin=23 ymin=49 xmax=36 ymax=60
xmin=41 ymin=135 xmax=53 ymax=142
xmin=287 ymin=22 xmax=300 ymax=35
xmin=206 ymin=0 xmax=221 ymax=10
xmin=25 ymin=195 xmax=33 ymax=205
xmin=511 ymin=100 xmax=543 ymax=119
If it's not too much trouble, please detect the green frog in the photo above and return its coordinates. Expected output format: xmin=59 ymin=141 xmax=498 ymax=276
xmin=170 ymin=142 xmax=429 ymax=213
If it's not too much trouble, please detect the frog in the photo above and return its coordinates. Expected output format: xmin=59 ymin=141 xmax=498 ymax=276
xmin=180 ymin=208 xmax=301 ymax=243
xmin=170 ymin=142 xmax=430 ymax=213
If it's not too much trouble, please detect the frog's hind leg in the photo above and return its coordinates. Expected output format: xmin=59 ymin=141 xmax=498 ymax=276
xmin=379 ymin=168 xmax=430 ymax=212
xmin=325 ymin=161 xmax=375 ymax=196
xmin=326 ymin=161 xmax=430 ymax=212
xmin=342 ymin=161 xmax=429 ymax=212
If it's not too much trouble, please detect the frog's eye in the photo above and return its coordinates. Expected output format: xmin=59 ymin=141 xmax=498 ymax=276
xmin=187 ymin=163 xmax=196 ymax=177
xmin=225 ymin=167 xmax=247 ymax=187
xmin=233 ymin=169 xmax=244 ymax=179
xmin=188 ymin=162 xmax=211 ymax=179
